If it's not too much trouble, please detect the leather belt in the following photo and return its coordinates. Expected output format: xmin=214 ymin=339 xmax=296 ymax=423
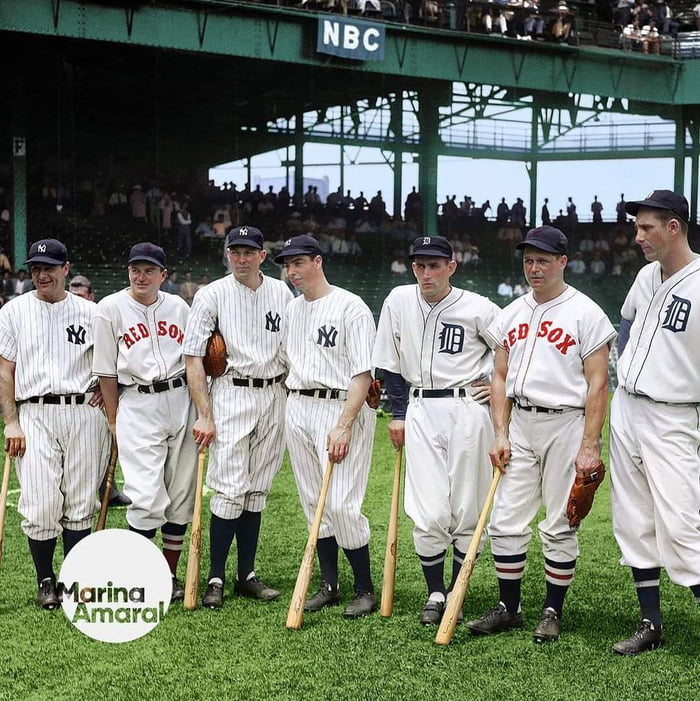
xmin=412 ymin=388 xmax=467 ymax=399
xmin=138 ymin=376 xmax=187 ymax=394
xmin=231 ymin=374 xmax=285 ymax=388
xmin=291 ymin=389 xmax=347 ymax=400
xmin=25 ymin=394 xmax=87 ymax=405
xmin=515 ymin=402 xmax=563 ymax=414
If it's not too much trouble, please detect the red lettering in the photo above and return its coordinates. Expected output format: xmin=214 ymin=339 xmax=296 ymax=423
xmin=129 ymin=326 xmax=141 ymax=342
xmin=507 ymin=329 xmax=517 ymax=348
xmin=518 ymin=323 xmax=528 ymax=340
xmin=538 ymin=320 xmax=551 ymax=337
xmin=123 ymin=332 xmax=134 ymax=349
xmin=157 ymin=321 xmax=167 ymax=336
xmin=177 ymin=330 xmax=184 ymax=344
xmin=555 ymin=334 xmax=576 ymax=354
xmin=168 ymin=324 xmax=179 ymax=339
xmin=503 ymin=337 xmax=510 ymax=351
xmin=548 ymin=327 xmax=563 ymax=343
xmin=137 ymin=323 xmax=149 ymax=339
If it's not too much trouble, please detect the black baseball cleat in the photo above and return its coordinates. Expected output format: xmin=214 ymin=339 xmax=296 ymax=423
xmin=36 ymin=578 xmax=60 ymax=610
xmin=613 ymin=619 xmax=665 ymax=656
xmin=466 ymin=602 xmax=524 ymax=635
xmin=108 ymin=492 xmax=131 ymax=507
xmin=233 ymin=576 xmax=280 ymax=601
xmin=304 ymin=581 xmax=342 ymax=612
xmin=202 ymin=581 xmax=224 ymax=609
xmin=533 ymin=607 xmax=561 ymax=643
xmin=171 ymin=576 xmax=185 ymax=603
xmin=343 ymin=591 xmax=377 ymax=618
xmin=419 ymin=599 xmax=445 ymax=626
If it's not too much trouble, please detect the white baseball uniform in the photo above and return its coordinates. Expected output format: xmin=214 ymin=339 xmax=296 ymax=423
xmin=182 ymin=272 xmax=293 ymax=520
xmin=484 ymin=286 xmax=615 ymax=566
xmin=92 ymin=289 xmax=197 ymax=531
xmin=611 ymin=257 xmax=700 ymax=586
xmin=284 ymin=287 xmax=376 ymax=550
xmin=0 ymin=292 xmax=110 ymax=540
xmin=372 ymin=284 xmax=499 ymax=557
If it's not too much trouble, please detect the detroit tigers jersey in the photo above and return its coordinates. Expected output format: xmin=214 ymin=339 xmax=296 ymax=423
xmin=372 ymin=284 xmax=499 ymax=387
xmin=285 ymin=287 xmax=375 ymax=390
xmin=485 ymin=286 xmax=615 ymax=409
xmin=92 ymin=289 xmax=190 ymax=385
xmin=0 ymin=292 xmax=98 ymax=399
xmin=617 ymin=257 xmax=700 ymax=403
xmin=182 ymin=272 xmax=292 ymax=378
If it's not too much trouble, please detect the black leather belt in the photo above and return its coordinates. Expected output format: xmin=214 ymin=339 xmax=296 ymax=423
xmin=515 ymin=402 xmax=563 ymax=414
xmin=25 ymin=394 xmax=87 ymax=405
xmin=231 ymin=374 xmax=285 ymax=388
xmin=138 ymin=376 xmax=187 ymax=394
xmin=291 ymin=389 xmax=347 ymax=400
xmin=412 ymin=388 xmax=467 ymax=398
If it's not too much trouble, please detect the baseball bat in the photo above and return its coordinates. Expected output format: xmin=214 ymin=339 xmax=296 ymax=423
xmin=379 ymin=446 xmax=403 ymax=617
xmin=184 ymin=449 xmax=207 ymax=611
xmin=0 ymin=454 xmax=12 ymax=568
xmin=286 ymin=460 xmax=335 ymax=630
xmin=435 ymin=468 xmax=502 ymax=646
xmin=95 ymin=438 xmax=119 ymax=532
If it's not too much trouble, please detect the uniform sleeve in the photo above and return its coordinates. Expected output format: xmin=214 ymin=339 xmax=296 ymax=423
xmin=371 ymin=293 xmax=401 ymax=373
xmin=92 ymin=301 xmax=120 ymax=377
xmin=0 ymin=305 xmax=17 ymax=362
xmin=182 ymin=287 xmax=217 ymax=357
xmin=477 ymin=299 xmax=502 ymax=350
xmin=346 ymin=302 xmax=376 ymax=378
xmin=578 ymin=302 xmax=617 ymax=360
xmin=484 ymin=309 xmax=507 ymax=351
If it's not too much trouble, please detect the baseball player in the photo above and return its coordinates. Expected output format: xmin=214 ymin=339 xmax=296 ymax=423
xmin=183 ymin=226 xmax=293 ymax=608
xmin=372 ymin=235 xmax=499 ymax=625
xmin=92 ymin=242 xmax=198 ymax=603
xmin=274 ymin=235 xmax=377 ymax=618
xmin=467 ymin=225 xmax=615 ymax=643
xmin=68 ymin=274 xmax=131 ymax=509
xmin=0 ymin=238 xmax=110 ymax=609
xmin=610 ymin=190 xmax=700 ymax=655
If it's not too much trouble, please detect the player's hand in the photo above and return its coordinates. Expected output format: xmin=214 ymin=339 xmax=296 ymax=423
xmin=574 ymin=443 xmax=601 ymax=477
xmin=489 ymin=433 xmax=510 ymax=474
xmin=4 ymin=421 xmax=26 ymax=458
xmin=192 ymin=417 xmax=216 ymax=448
xmin=89 ymin=386 xmax=105 ymax=409
xmin=327 ymin=423 xmax=352 ymax=464
xmin=387 ymin=419 xmax=405 ymax=449
xmin=470 ymin=379 xmax=491 ymax=405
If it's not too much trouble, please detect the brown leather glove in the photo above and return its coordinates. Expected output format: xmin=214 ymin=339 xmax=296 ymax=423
xmin=202 ymin=329 xmax=227 ymax=377
xmin=365 ymin=379 xmax=381 ymax=409
xmin=567 ymin=461 xmax=605 ymax=528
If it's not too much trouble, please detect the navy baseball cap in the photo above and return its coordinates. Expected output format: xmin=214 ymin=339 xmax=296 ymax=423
xmin=128 ymin=242 xmax=166 ymax=268
xmin=25 ymin=238 xmax=68 ymax=265
xmin=227 ymin=225 xmax=264 ymax=250
xmin=625 ymin=190 xmax=689 ymax=223
xmin=273 ymin=235 xmax=322 ymax=263
xmin=516 ymin=226 xmax=568 ymax=255
xmin=408 ymin=236 xmax=453 ymax=259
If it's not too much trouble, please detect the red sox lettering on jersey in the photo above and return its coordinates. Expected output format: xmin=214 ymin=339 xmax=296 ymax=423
xmin=123 ymin=320 xmax=185 ymax=349
xmin=502 ymin=320 xmax=577 ymax=356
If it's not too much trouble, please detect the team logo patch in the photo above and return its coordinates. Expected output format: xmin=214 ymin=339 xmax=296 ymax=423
xmin=38 ymin=244 xmax=47 ymax=253
xmin=662 ymin=295 xmax=691 ymax=333
xmin=423 ymin=237 xmax=431 ymax=245
xmin=66 ymin=324 xmax=87 ymax=345
xmin=239 ymin=227 xmax=249 ymax=236
xmin=265 ymin=311 xmax=281 ymax=333
xmin=316 ymin=324 xmax=338 ymax=348
xmin=438 ymin=322 xmax=465 ymax=355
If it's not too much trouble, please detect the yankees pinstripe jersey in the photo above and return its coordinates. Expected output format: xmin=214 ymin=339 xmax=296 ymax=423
xmin=183 ymin=272 xmax=292 ymax=378
xmin=284 ymin=287 xmax=375 ymax=389
xmin=0 ymin=292 xmax=99 ymax=400
xmin=372 ymin=285 xmax=499 ymax=387
xmin=617 ymin=257 xmax=700 ymax=403
xmin=92 ymin=289 xmax=190 ymax=384
xmin=484 ymin=286 xmax=615 ymax=409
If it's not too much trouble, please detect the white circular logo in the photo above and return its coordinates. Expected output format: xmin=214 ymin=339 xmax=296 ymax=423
xmin=59 ymin=529 xmax=172 ymax=643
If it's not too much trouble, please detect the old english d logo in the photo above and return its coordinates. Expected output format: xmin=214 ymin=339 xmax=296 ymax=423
xmin=438 ymin=322 xmax=465 ymax=354
xmin=316 ymin=324 xmax=338 ymax=348
xmin=662 ymin=295 xmax=691 ymax=333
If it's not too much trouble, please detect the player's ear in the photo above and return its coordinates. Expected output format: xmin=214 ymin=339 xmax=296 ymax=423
xmin=259 ymin=249 xmax=268 ymax=263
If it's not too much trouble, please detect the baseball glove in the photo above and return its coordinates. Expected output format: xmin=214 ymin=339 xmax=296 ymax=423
xmin=365 ymin=379 xmax=381 ymax=409
xmin=566 ymin=460 xmax=605 ymax=528
xmin=202 ymin=329 xmax=227 ymax=377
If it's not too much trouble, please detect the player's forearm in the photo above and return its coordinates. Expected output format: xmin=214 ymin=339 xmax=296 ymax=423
xmin=581 ymin=378 xmax=607 ymax=453
xmin=185 ymin=355 xmax=213 ymax=418
xmin=97 ymin=376 xmax=120 ymax=427
xmin=490 ymin=349 xmax=511 ymax=437
xmin=337 ymin=371 xmax=372 ymax=429
xmin=0 ymin=359 xmax=19 ymax=424
xmin=383 ymin=369 xmax=408 ymax=420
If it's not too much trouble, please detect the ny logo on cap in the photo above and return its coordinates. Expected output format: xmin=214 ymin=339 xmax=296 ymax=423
xmin=239 ymin=227 xmax=248 ymax=236
xmin=645 ymin=191 xmax=655 ymax=199
xmin=38 ymin=244 xmax=46 ymax=253
xmin=284 ymin=239 xmax=292 ymax=247
xmin=423 ymin=237 xmax=431 ymax=245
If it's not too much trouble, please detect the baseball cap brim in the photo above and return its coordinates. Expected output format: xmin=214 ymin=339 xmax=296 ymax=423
xmin=128 ymin=255 xmax=165 ymax=268
xmin=515 ymin=240 xmax=563 ymax=254
xmin=273 ymin=246 xmax=321 ymax=263
xmin=625 ymin=199 xmax=688 ymax=222
xmin=227 ymin=239 xmax=262 ymax=249
xmin=25 ymin=254 xmax=67 ymax=265
xmin=409 ymin=247 xmax=451 ymax=259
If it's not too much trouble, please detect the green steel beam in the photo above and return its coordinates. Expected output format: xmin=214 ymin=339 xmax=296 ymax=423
xmin=3 ymin=0 xmax=700 ymax=107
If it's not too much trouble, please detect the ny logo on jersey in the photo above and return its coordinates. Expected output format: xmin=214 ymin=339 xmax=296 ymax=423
xmin=662 ymin=295 xmax=691 ymax=333
xmin=65 ymin=324 xmax=86 ymax=345
xmin=316 ymin=324 xmax=338 ymax=348
xmin=265 ymin=311 xmax=281 ymax=333
xmin=438 ymin=323 xmax=465 ymax=354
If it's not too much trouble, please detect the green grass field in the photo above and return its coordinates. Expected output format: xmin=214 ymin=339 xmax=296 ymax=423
xmin=1 ymin=415 xmax=698 ymax=701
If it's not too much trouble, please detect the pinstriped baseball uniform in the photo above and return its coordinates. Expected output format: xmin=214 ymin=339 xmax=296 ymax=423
xmin=93 ymin=289 xmax=197 ymax=530
xmin=0 ymin=292 xmax=110 ymax=539
xmin=284 ymin=287 xmax=376 ymax=550
xmin=372 ymin=284 xmax=499 ymax=558
xmin=182 ymin=272 xmax=293 ymax=520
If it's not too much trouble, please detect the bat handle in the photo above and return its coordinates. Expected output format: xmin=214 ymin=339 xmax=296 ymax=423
xmin=96 ymin=438 xmax=118 ymax=532
xmin=379 ymin=446 xmax=402 ymax=618
xmin=0 ymin=454 xmax=12 ymax=567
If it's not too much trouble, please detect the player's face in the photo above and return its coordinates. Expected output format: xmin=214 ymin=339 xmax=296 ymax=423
xmin=283 ymin=255 xmax=322 ymax=293
xmin=31 ymin=262 xmax=70 ymax=303
xmin=522 ymin=247 xmax=567 ymax=300
xmin=227 ymin=246 xmax=266 ymax=285
xmin=128 ymin=262 xmax=166 ymax=304
xmin=634 ymin=209 xmax=675 ymax=263
xmin=412 ymin=256 xmax=457 ymax=303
